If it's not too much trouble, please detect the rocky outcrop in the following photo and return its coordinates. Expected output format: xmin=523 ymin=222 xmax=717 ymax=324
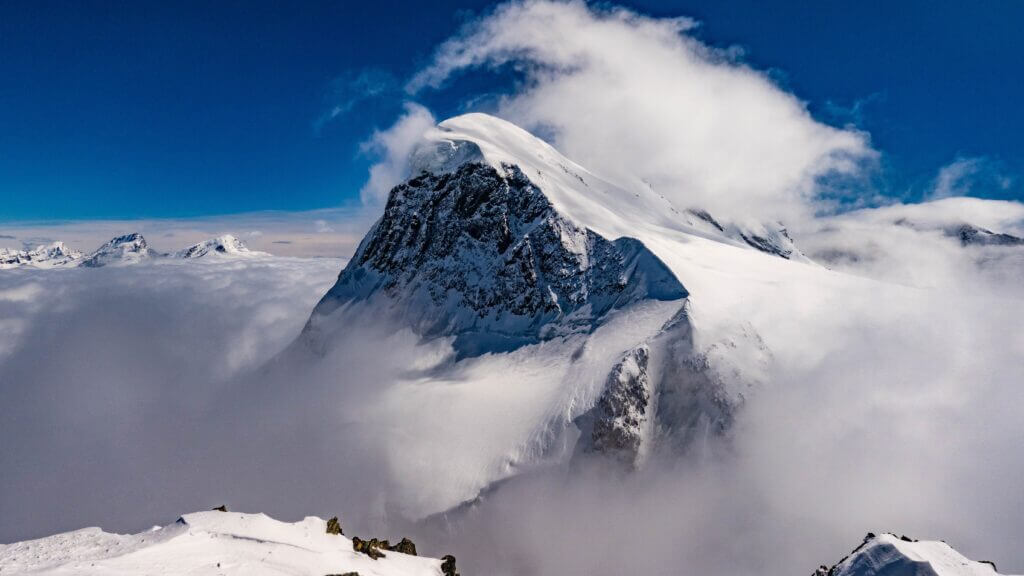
xmin=351 ymin=536 xmax=419 ymax=560
xmin=575 ymin=346 xmax=652 ymax=466
xmin=573 ymin=304 xmax=767 ymax=465
xmin=441 ymin=555 xmax=459 ymax=576
xmin=352 ymin=537 xmax=387 ymax=560
xmin=326 ymin=516 xmax=343 ymax=535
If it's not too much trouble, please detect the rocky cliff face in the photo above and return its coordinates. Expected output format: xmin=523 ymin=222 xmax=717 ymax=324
xmin=80 ymin=233 xmax=161 ymax=268
xmin=574 ymin=346 xmax=653 ymax=466
xmin=306 ymin=162 xmax=687 ymax=357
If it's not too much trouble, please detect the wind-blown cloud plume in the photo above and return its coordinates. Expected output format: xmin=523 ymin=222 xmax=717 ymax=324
xmin=359 ymin=102 xmax=437 ymax=204
xmin=408 ymin=0 xmax=875 ymax=223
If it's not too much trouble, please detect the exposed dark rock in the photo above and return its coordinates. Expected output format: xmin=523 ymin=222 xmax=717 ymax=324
xmin=686 ymin=208 xmax=725 ymax=232
xmin=211 ymin=505 xmax=228 ymax=512
xmin=575 ymin=346 xmax=651 ymax=466
xmin=326 ymin=516 xmax=343 ymax=535
xmin=390 ymin=537 xmax=417 ymax=556
xmin=303 ymin=162 xmax=686 ymax=358
xmin=352 ymin=537 xmax=387 ymax=560
xmin=441 ymin=554 xmax=459 ymax=576
xmin=739 ymin=230 xmax=794 ymax=259
xmin=952 ymin=223 xmax=1024 ymax=247
xmin=349 ymin=534 xmax=418 ymax=559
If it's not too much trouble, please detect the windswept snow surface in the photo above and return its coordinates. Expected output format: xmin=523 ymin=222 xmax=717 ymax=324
xmin=0 ymin=511 xmax=443 ymax=576
xmin=826 ymin=534 xmax=1014 ymax=576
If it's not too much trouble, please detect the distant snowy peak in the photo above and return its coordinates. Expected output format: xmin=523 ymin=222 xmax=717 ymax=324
xmin=0 ymin=241 xmax=83 ymax=269
xmin=891 ymin=218 xmax=1024 ymax=247
xmin=816 ymin=533 xmax=1011 ymax=576
xmin=81 ymin=233 xmax=162 ymax=268
xmin=0 ymin=510 xmax=446 ymax=576
xmin=176 ymin=234 xmax=267 ymax=258
xmin=948 ymin=223 xmax=1024 ymax=247
xmin=0 ymin=233 xmax=271 ymax=269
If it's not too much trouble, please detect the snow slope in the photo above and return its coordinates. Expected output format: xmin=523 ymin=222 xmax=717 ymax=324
xmin=819 ymin=533 xmax=1015 ymax=576
xmin=0 ymin=511 xmax=445 ymax=576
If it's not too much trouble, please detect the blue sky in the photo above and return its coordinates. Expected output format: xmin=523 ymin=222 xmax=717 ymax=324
xmin=1 ymin=0 xmax=1022 ymax=220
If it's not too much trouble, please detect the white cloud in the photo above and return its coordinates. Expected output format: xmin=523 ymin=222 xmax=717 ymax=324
xmin=930 ymin=157 xmax=985 ymax=199
xmin=407 ymin=0 xmax=875 ymax=224
xmin=928 ymin=156 xmax=1011 ymax=200
xmin=358 ymin=102 xmax=437 ymax=205
xmin=795 ymin=197 xmax=1024 ymax=293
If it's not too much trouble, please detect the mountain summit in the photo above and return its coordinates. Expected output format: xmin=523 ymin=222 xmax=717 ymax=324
xmin=176 ymin=234 xmax=267 ymax=258
xmin=80 ymin=233 xmax=161 ymax=267
xmin=297 ymin=113 xmax=774 ymax=514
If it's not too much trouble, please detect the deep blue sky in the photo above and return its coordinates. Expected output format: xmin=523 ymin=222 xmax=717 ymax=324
xmin=1 ymin=0 xmax=1022 ymax=220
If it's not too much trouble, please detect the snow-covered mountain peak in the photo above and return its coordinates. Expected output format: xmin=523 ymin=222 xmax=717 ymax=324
xmin=0 ymin=241 xmax=84 ymax=269
xmin=176 ymin=234 xmax=267 ymax=258
xmin=411 ymin=113 xmax=689 ymax=241
xmin=299 ymin=113 xmax=778 ymax=503
xmin=817 ymin=533 xmax=1012 ymax=576
xmin=411 ymin=113 xmax=812 ymax=262
xmin=81 ymin=232 xmax=161 ymax=267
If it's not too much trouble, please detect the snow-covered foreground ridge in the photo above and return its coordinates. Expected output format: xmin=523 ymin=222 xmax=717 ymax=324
xmin=816 ymin=533 xmax=1018 ymax=576
xmin=0 ymin=510 xmax=452 ymax=576
xmin=1 ymin=233 xmax=267 ymax=269
xmin=1 ymin=516 xmax=1013 ymax=576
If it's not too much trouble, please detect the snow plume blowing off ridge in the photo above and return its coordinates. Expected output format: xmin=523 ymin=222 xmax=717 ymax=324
xmin=404 ymin=0 xmax=874 ymax=224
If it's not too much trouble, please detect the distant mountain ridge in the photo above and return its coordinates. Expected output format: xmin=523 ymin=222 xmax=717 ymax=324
xmin=1 ymin=233 xmax=267 ymax=269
